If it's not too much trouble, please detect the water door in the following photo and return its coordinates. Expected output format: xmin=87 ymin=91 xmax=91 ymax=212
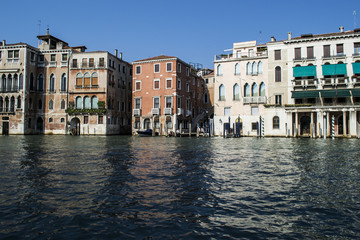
xmin=2 ymin=121 xmax=9 ymax=135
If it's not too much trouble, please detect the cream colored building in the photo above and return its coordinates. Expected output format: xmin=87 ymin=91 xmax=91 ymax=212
xmin=213 ymin=40 xmax=268 ymax=136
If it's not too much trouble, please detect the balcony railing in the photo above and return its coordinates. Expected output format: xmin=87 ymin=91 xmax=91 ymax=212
xmin=133 ymin=109 xmax=141 ymax=116
xmin=152 ymin=108 xmax=160 ymax=115
xmin=0 ymin=87 xmax=19 ymax=93
xmin=71 ymin=62 xmax=106 ymax=69
xmin=49 ymin=61 xmax=57 ymax=67
xmin=164 ymin=108 xmax=173 ymax=115
xmin=186 ymin=110 xmax=192 ymax=117
xmin=243 ymin=96 xmax=267 ymax=104
xmin=215 ymin=51 xmax=267 ymax=60
xmin=177 ymin=108 xmax=183 ymax=115
xmin=6 ymin=59 xmax=19 ymax=64
xmin=61 ymin=61 xmax=68 ymax=67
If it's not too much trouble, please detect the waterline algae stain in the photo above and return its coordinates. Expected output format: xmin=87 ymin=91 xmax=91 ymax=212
xmin=0 ymin=136 xmax=360 ymax=239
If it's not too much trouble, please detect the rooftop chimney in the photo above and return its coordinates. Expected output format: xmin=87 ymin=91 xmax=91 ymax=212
xmin=339 ymin=26 xmax=344 ymax=32
xmin=2 ymin=40 xmax=5 ymax=46
xmin=119 ymin=52 xmax=123 ymax=60
xmin=288 ymin=32 xmax=292 ymax=40
xmin=114 ymin=49 xmax=118 ymax=58
xmin=271 ymin=36 xmax=276 ymax=42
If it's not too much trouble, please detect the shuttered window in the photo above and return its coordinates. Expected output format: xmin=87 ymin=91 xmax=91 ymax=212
xmin=295 ymin=48 xmax=301 ymax=60
xmin=337 ymin=44 xmax=344 ymax=55
xmin=307 ymin=46 xmax=314 ymax=59
xmin=275 ymin=50 xmax=281 ymax=60
xmin=323 ymin=45 xmax=330 ymax=57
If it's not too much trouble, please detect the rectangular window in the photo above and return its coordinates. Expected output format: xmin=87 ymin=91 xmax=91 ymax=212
xmin=122 ymin=102 xmax=125 ymax=112
xmin=154 ymin=64 xmax=160 ymax=73
xmin=236 ymin=50 xmax=241 ymax=58
xmin=89 ymin=58 xmax=94 ymax=67
xmin=275 ymin=95 xmax=282 ymax=105
xmin=275 ymin=50 xmax=281 ymax=60
xmin=166 ymin=78 xmax=172 ymax=89
xmin=252 ymin=122 xmax=258 ymax=131
xmin=8 ymin=50 xmax=19 ymax=59
xmin=154 ymin=79 xmax=160 ymax=89
xmin=135 ymin=98 xmax=141 ymax=109
xmin=307 ymin=46 xmax=314 ymax=59
xmin=39 ymin=55 xmax=44 ymax=63
xmin=72 ymin=59 xmax=77 ymax=67
xmin=84 ymin=116 xmax=89 ymax=124
xmin=98 ymin=115 xmax=103 ymax=124
xmin=165 ymin=96 xmax=172 ymax=108
xmin=99 ymin=57 xmax=104 ymax=67
xmin=249 ymin=49 xmax=254 ymax=57
xmin=135 ymin=80 xmax=141 ymax=91
xmin=177 ymin=96 xmax=181 ymax=108
xmin=177 ymin=79 xmax=181 ymax=90
xmin=354 ymin=42 xmax=360 ymax=54
xmin=136 ymin=65 xmax=141 ymax=74
xmin=323 ymin=45 xmax=330 ymax=57
xmin=224 ymin=107 xmax=231 ymax=116
xmin=31 ymin=52 xmax=35 ymax=61
xmin=294 ymin=48 xmax=301 ymax=60
xmin=82 ymin=58 xmax=87 ymax=67
xmin=153 ymin=97 xmax=160 ymax=108
xmin=177 ymin=63 xmax=181 ymax=72
xmin=0 ymin=51 xmax=2 ymax=59
xmin=62 ymin=54 xmax=67 ymax=61
xmin=186 ymin=67 xmax=189 ymax=76
xmin=337 ymin=44 xmax=344 ymax=55
xmin=123 ymin=66 xmax=126 ymax=74
xmin=251 ymin=107 xmax=258 ymax=115
xmin=186 ymin=83 xmax=189 ymax=92
xmin=50 ymin=54 xmax=56 ymax=62
xmin=166 ymin=62 xmax=172 ymax=72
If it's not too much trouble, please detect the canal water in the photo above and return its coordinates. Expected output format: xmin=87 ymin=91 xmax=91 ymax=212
xmin=0 ymin=136 xmax=360 ymax=239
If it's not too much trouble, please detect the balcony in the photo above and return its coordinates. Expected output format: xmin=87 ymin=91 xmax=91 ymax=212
xmin=49 ymin=61 xmax=57 ymax=67
xmin=186 ymin=110 xmax=192 ymax=117
xmin=38 ymin=61 xmax=45 ymax=67
xmin=152 ymin=108 xmax=160 ymax=115
xmin=61 ymin=61 xmax=68 ymax=67
xmin=133 ymin=109 xmax=141 ymax=116
xmin=71 ymin=62 xmax=105 ymax=69
xmin=243 ymin=96 xmax=267 ymax=104
xmin=0 ymin=87 xmax=19 ymax=93
xmin=215 ymin=51 xmax=267 ymax=61
xmin=6 ymin=59 xmax=19 ymax=65
xmin=177 ymin=108 xmax=183 ymax=115
xmin=164 ymin=108 xmax=173 ymax=115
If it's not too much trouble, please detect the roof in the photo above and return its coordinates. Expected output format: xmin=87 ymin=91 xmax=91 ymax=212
xmin=133 ymin=55 xmax=177 ymax=63
xmin=37 ymin=34 xmax=69 ymax=46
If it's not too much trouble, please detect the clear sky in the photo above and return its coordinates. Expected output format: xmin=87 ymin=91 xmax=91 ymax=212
xmin=1 ymin=0 xmax=359 ymax=69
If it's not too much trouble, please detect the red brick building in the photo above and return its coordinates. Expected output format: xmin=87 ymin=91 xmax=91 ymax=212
xmin=132 ymin=55 xmax=206 ymax=135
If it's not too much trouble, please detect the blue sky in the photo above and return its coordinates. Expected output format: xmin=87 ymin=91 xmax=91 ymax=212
xmin=1 ymin=0 xmax=359 ymax=68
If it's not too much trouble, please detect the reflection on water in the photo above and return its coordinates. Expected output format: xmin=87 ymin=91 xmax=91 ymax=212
xmin=0 ymin=136 xmax=360 ymax=239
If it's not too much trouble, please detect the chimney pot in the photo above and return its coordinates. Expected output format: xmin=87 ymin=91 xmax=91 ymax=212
xmin=119 ymin=52 xmax=123 ymax=60
xmin=288 ymin=32 xmax=292 ymax=40
xmin=114 ymin=49 xmax=118 ymax=58
xmin=271 ymin=36 xmax=276 ymax=42
xmin=339 ymin=26 xmax=344 ymax=32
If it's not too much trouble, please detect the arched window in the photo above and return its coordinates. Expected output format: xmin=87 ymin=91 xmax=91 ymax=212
xmin=246 ymin=62 xmax=251 ymax=75
xmin=30 ymin=73 xmax=34 ymax=91
xmin=275 ymin=66 xmax=281 ymax=82
xmin=252 ymin=83 xmax=258 ymax=96
xmin=244 ymin=83 xmax=250 ymax=97
xmin=219 ymin=84 xmax=225 ymax=100
xmin=38 ymin=99 xmax=42 ymax=110
xmin=259 ymin=82 xmax=266 ymax=96
xmin=37 ymin=74 xmax=44 ymax=92
xmin=258 ymin=61 xmax=263 ymax=74
xmin=49 ymin=74 xmax=55 ymax=92
xmin=49 ymin=99 xmax=54 ymax=110
xmin=83 ymin=96 xmax=90 ymax=109
xmin=0 ymin=97 xmax=3 ymax=112
xmin=19 ymin=74 xmax=23 ymax=90
xmin=252 ymin=62 xmax=257 ymax=75
xmin=1 ymin=74 xmax=6 ymax=91
xmin=91 ymin=96 xmax=98 ymax=109
xmin=5 ymin=97 xmax=9 ymax=112
xmin=17 ymin=96 xmax=21 ymax=109
xmin=10 ymin=96 xmax=15 ymax=112
xmin=233 ymin=83 xmax=240 ymax=100
xmin=84 ymin=73 xmax=91 ymax=87
xmin=273 ymin=116 xmax=280 ymax=129
xmin=61 ymin=73 xmax=66 ymax=92
xmin=234 ymin=63 xmax=240 ymax=75
xmin=217 ymin=64 xmax=223 ymax=76
xmin=61 ymin=99 xmax=65 ymax=109
xmin=76 ymin=96 xmax=82 ymax=109
xmin=76 ymin=73 xmax=83 ymax=87
xmin=13 ymin=74 xmax=18 ymax=91
xmin=7 ymin=74 xmax=12 ymax=92
xmin=91 ymin=72 xmax=98 ymax=86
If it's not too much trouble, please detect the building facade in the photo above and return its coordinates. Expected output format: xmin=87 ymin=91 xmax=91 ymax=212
xmin=0 ymin=31 xmax=132 ymax=135
xmin=132 ymin=55 xmax=206 ymax=135
xmin=213 ymin=41 xmax=268 ymax=136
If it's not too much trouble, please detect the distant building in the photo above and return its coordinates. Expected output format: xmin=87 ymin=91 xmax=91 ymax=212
xmin=0 ymin=30 xmax=132 ymax=135
xmin=132 ymin=55 xmax=207 ymax=135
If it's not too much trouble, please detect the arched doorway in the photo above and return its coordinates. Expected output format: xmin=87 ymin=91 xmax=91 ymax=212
xmin=36 ymin=117 xmax=44 ymax=134
xmin=144 ymin=118 xmax=151 ymax=130
xmin=300 ymin=116 xmax=311 ymax=135
xmin=70 ymin=117 xmax=81 ymax=135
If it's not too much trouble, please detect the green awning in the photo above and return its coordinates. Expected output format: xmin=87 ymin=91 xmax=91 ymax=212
xmin=292 ymin=91 xmax=320 ymax=99
xmin=351 ymin=89 xmax=360 ymax=97
xmin=293 ymin=66 xmax=317 ymax=77
xmin=320 ymin=89 xmax=351 ymax=98
xmin=352 ymin=62 xmax=360 ymax=74
xmin=322 ymin=64 xmax=347 ymax=76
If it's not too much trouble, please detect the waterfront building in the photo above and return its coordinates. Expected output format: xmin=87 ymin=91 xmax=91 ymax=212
xmin=132 ymin=55 xmax=206 ymax=135
xmin=213 ymin=41 xmax=268 ymax=136
xmin=266 ymin=28 xmax=360 ymax=138
xmin=0 ymin=31 xmax=132 ymax=135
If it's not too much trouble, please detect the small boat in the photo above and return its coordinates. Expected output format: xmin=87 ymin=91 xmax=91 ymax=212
xmin=136 ymin=129 xmax=158 ymax=136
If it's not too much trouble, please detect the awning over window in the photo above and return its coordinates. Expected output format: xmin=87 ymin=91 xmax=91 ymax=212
xmin=292 ymin=91 xmax=320 ymax=98
xmin=351 ymin=89 xmax=360 ymax=97
xmin=293 ymin=66 xmax=317 ymax=77
xmin=352 ymin=62 xmax=360 ymax=75
xmin=320 ymin=89 xmax=351 ymax=98
xmin=322 ymin=64 xmax=347 ymax=76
